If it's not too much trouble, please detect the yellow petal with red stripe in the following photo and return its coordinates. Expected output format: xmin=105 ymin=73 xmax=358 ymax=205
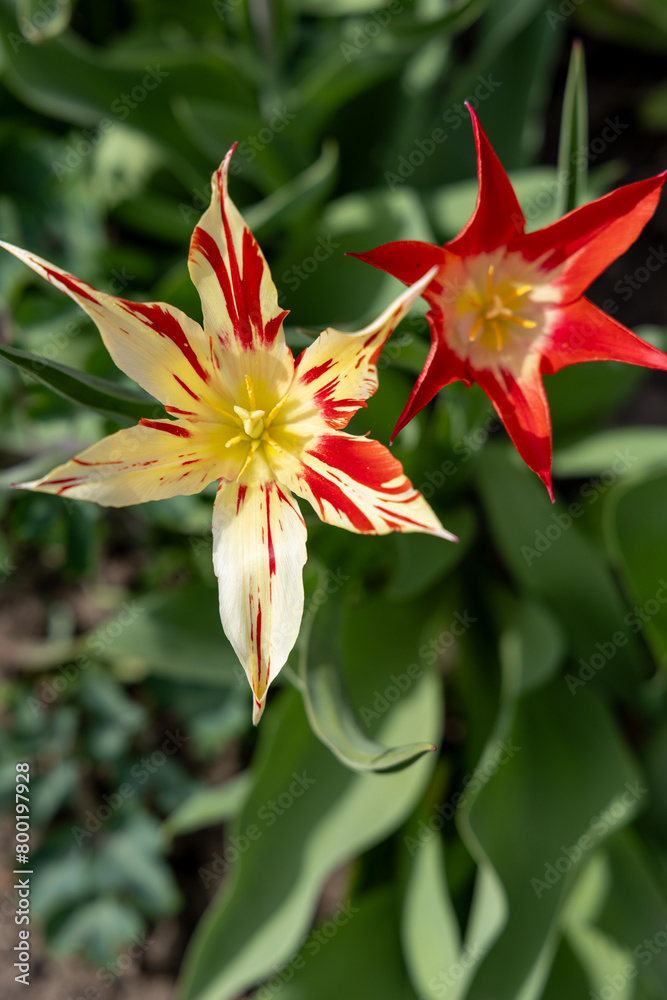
xmin=212 ymin=462 xmax=307 ymax=724
xmin=0 ymin=240 xmax=222 ymax=420
xmin=15 ymin=418 xmax=243 ymax=506
xmin=273 ymin=430 xmax=455 ymax=540
xmin=188 ymin=145 xmax=294 ymax=402
xmin=286 ymin=268 xmax=438 ymax=431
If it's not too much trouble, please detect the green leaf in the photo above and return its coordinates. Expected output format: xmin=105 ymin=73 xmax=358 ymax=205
xmin=554 ymin=427 xmax=667 ymax=480
xmin=386 ymin=507 xmax=476 ymax=600
xmin=101 ymin=583 xmax=243 ymax=687
xmin=463 ymin=688 xmax=645 ymax=1000
xmin=50 ymin=897 xmax=144 ymax=964
xmin=497 ymin=595 xmax=566 ymax=695
xmin=164 ymin=772 xmax=253 ymax=838
xmin=0 ymin=343 xmax=158 ymax=423
xmin=401 ymin=836 xmax=462 ymax=1000
xmin=16 ymin=0 xmax=72 ymax=44
xmin=557 ymin=40 xmax=588 ymax=217
xmin=177 ymin=667 xmax=441 ymax=1000
xmin=94 ymin=817 xmax=180 ymax=916
xmin=244 ymin=140 xmax=339 ymax=238
xmin=300 ymin=661 xmax=436 ymax=773
xmin=603 ymin=471 xmax=667 ymax=666
xmin=298 ymin=580 xmax=437 ymax=772
xmin=475 ymin=443 xmax=645 ymax=698
xmin=267 ymin=887 xmax=414 ymax=1000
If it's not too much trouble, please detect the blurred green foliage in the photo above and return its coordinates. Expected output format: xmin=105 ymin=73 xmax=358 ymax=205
xmin=1 ymin=0 xmax=667 ymax=998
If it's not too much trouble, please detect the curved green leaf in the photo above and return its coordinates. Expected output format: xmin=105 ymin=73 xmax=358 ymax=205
xmin=0 ymin=342 xmax=158 ymax=422
xmin=164 ymin=772 xmax=253 ymax=838
xmin=177 ymin=670 xmax=442 ymax=1000
xmin=298 ymin=576 xmax=436 ymax=772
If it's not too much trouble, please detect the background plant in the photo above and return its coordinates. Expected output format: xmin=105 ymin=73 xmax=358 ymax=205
xmin=1 ymin=1 xmax=667 ymax=998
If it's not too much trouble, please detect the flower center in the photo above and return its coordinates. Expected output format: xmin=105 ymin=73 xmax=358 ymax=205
xmin=461 ymin=264 xmax=536 ymax=351
xmin=225 ymin=375 xmax=289 ymax=480
xmin=233 ymin=405 xmax=265 ymax=439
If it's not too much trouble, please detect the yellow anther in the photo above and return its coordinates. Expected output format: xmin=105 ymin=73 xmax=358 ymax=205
xmin=266 ymin=394 xmax=289 ymax=424
xmin=462 ymin=267 xmax=536 ymax=351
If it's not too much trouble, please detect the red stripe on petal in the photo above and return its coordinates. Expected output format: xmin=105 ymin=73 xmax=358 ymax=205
xmin=165 ymin=406 xmax=197 ymax=417
xmin=123 ymin=301 xmax=210 ymax=385
xmin=173 ymin=373 xmax=201 ymax=402
xmin=299 ymin=463 xmax=375 ymax=532
xmin=256 ymin=601 xmax=263 ymax=687
xmin=242 ymin=227 xmax=265 ymax=337
xmin=139 ymin=418 xmax=192 ymax=438
xmin=236 ymin=483 xmax=247 ymax=514
xmin=264 ymin=311 xmax=288 ymax=345
xmin=311 ymin=435 xmax=405 ymax=493
xmin=220 ymin=191 xmax=251 ymax=347
xmin=190 ymin=228 xmax=239 ymax=333
xmin=266 ymin=488 xmax=276 ymax=578
xmin=44 ymin=267 xmax=98 ymax=304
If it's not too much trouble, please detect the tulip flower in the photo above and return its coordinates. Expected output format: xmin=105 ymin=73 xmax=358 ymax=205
xmin=2 ymin=146 xmax=454 ymax=722
xmin=350 ymin=106 xmax=667 ymax=498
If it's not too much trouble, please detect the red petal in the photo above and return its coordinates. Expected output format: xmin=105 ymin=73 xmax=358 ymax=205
xmin=474 ymin=363 xmax=554 ymax=500
xmin=347 ymin=241 xmax=446 ymax=305
xmin=541 ymin=297 xmax=667 ymax=374
xmin=447 ymin=105 xmax=525 ymax=257
xmin=392 ymin=310 xmax=470 ymax=439
xmin=519 ymin=172 xmax=667 ymax=303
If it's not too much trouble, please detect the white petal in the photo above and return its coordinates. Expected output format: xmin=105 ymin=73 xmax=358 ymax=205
xmin=212 ymin=465 xmax=308 ymax=723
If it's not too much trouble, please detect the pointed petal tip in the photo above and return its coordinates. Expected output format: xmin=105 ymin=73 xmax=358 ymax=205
xmin=252 ymin=694 xmax=266 ymax=726
xmin=542 ymin=476 xmax=555 ymax=502
xmin=212 ymin=142 xmax=239 ymax=192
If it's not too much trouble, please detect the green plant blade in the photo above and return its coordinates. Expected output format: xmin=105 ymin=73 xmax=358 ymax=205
xmin=164 ymin=772 xmax=253 ymax=838
xmin=177 ymin=676 xmax=441 ymax=1000
xmin=298 ymin=578 xmax=436 ymax=773
xmin=557 ymin=39 xmax=588 ymax=217
xmin=0 ymin=343 xmax=158 ymax=422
